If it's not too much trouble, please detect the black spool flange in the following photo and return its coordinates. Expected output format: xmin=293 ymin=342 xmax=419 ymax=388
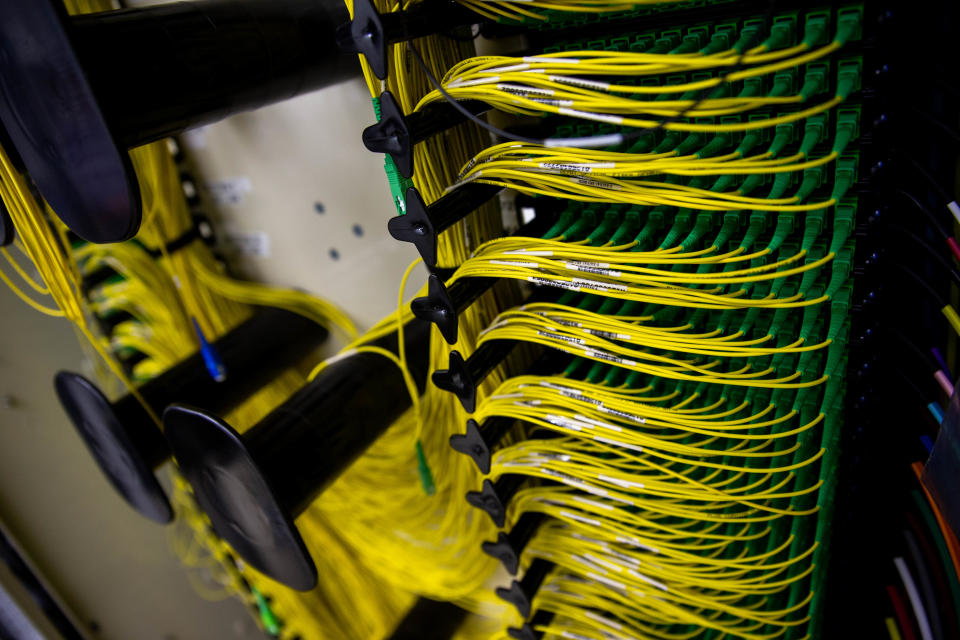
xmin=164 ymin=320 xmax=431 ymax=590
xmin=54 ymin=307 xmax=328 ymax=523
xmin=0 ymin=0 xmax=355 ymax=243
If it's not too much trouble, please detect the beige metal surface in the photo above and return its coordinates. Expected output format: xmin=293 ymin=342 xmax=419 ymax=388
xmin=183 ymin=79 xmax=428 ymax=332
xmin=0 ymin=283 xmax=255 ymax=640
xmin=0 ymin=73 xmax=421 ymax=639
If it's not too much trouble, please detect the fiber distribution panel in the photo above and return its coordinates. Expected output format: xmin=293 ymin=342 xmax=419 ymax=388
xmin=0 ymin=1 xmax=957 ymax=639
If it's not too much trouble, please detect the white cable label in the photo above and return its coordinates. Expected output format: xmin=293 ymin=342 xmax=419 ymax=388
xmin=585 ymin=349 xmax=638 ymax=366
xmin=560 ymin=510 xmax=602 ymax=527
xmin=527 ymin=276 xmax=581 ymax=292
xmin=489 ymin=259 xmax=539 ymax=268
xmin=550 ymin=75 xmax=612 ymax=91
xmin=538 ymin=330 xmax=586 ymax=346
xmin=599 ymin=474 xmax=645 ymax=489
xmin=572 ymin=176 xmax=624 ymax=191
xmin=949 ymin=201 xmax=960 ymax=225
xmin=523 ymin=56 xmax=581 ymax=64
xmin=572 ymin=277 xmax=629 ymax=292
xmin=585 ymin=611 xmax=623 ymax=631
xmin=564 ymin=262 xmax=623 ymax=278
xmin=558 ymin=107 xmax=624 ymax=124
xmin=497 ymin=83 xmax=555 ymax=97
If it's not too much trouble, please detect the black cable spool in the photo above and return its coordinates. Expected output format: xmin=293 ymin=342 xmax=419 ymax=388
xmin=163 ymin=319 xmax=432 ymax=591
xmin=54 ymin=307 xmax=328 ymax=524
xmin=0 ymin=0 xmax=357 ymax=243
xmin=0 ymin=196 xmax=13 ymax=248
xmin=386 ymin=597 xmax=469 ymax=640
xmin=0 ymin=122 xmax=17 ymax=246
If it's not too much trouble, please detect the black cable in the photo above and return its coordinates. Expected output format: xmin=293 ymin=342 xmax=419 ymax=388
xmin=407 ymin=0 xmax=774 ymax=149
xmin=894 ymin=189 xmax=951 ymax=240
xmin=903 ymin=529 xmax=944 ymax=640
xmin=910 ymin=107 xmax=960 ymax=146
xmin=890 ymin=261 xmax=948 ymax=308
xmin=903 ymin=158 xmax=954 ymax=204
xmin=408 ymin=41 xmax=542 ymax=144
xmin=887 ymin=223 xmax=960 ymax=287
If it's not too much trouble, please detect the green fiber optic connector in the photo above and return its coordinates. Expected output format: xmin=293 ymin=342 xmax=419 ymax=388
xmin=251 ymin=588 xmax=281 ymax=636
xmin=798 ymin=243 xmax=827 ymax=292
xmin=800 ymin=113 xmax=828 ymax=154
xmin=652 ymin=32 xmax=680 ymax=53
xmin=679 ymin=26 xmax=709 ymax=53
xmin=679 ymin=72 xmax=714 ymax=101
xmin=795 ymin=166 xmax=824 ymax=202
xmin=681 ymin=212 xmax=715 ymax=248
xmin=764 ymin=16 xmax=796 ymax=51
xmin=769 ymin=69 xmax=796 ymax=98
xmin=608 ymin=210 xmax=640 ymax=245
xmin=631 ymin=34 xmax=655 ymax=53
xmin=659 ymin=211 xmax=691 ymax=249
xmin=769 ymin=170 xmax=794 ymax=199
xmin=739 ymin=172 xmax=767 ymax=196
xmin=712 ymin=213 xmax=740 ymax=248
xmin=800 ymin=286 xmax=823 ymax=340
xmin=829 ymin=200 xmax=856 ymax=255
xmin=740 ymin=75 xmax=764 ymax=98
xmin=739 ymin=214 xmax=765 ymax=249
xmin=698 ymin=132 xmax=731 ymax=158
xmin=675 ymin=131 xmax=705 ymax=155
xmin=835 ymin=7 xmax=863 ymax=44
xmin=802 ymin=209 xmax=826 ymax=250
xmin=631 ymin=208 xmax=665 ymax=249
xmin=836 ymin=58 xmax=862 ymax=99
xmin=710 ymin=173 xmax=737 ymax=193
xmin=735 ymin=129 xmax=763 ymax=157
xmin=831 ymin=154 xmax=859 ymax=200
xmin=825 ymin=242 xmax=854 ymax=298
xmin=803 ymin=11 xmax=831 ymax=47
xmin=765 ymin=214 xmax=794 ymax=253
xmin=799 ymin=62 xmax=829 ymax=101
xmin=834 ymin=107 xmax=860 ymax=154
xmin=733 ymin=19 xmax=764 ymax=53
xmin=415 ymin=440 xmax=435 ymax=496
xmin=543 ymin=210 xmax=575 ymax=239
xmin=768 ymin=123 xmax=795 ymax=157
xmin=587 ymin=210 xmax=620 ymax=245
xmin=653 ymin=131 xmax=683 ymax=154
xmin=828 ymin=285 xmax=853 ymax=340
xmin=701 ymin=24 xmax=735 ymax=55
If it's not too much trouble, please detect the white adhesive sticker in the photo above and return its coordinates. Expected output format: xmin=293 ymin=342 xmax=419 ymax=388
xmin=222 ymin=230 xmax=270 ymax=258
xmin=203 ymin=176 xmax=252 ymax=205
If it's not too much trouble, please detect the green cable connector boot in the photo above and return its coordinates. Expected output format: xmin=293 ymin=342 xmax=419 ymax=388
xmin=251 ymin=587 xmax=281 ymax=636
xmin=415 ymin=439 xmax=435 ymax=496
xmin=631 ymin=206 xmax=666 ymax=250
xmin=765 ymin=213 xmax=795 ymax=254
xmin=799 ymin=62 xmax=829 ymax=102
xmin=607 ymin=209 xmax=641 ymax=246
xmin=542 ymin=209 xmax=576 ymax=239
xmin=658 ymin=211 xmax=691 ymax=249
xmin=830 ymin=154 xmax=858 ymax=201
xmin=697 ymin=132 xmax=732 ymax=159
xmin=679 ymin=212 xmax=715 ymax=250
